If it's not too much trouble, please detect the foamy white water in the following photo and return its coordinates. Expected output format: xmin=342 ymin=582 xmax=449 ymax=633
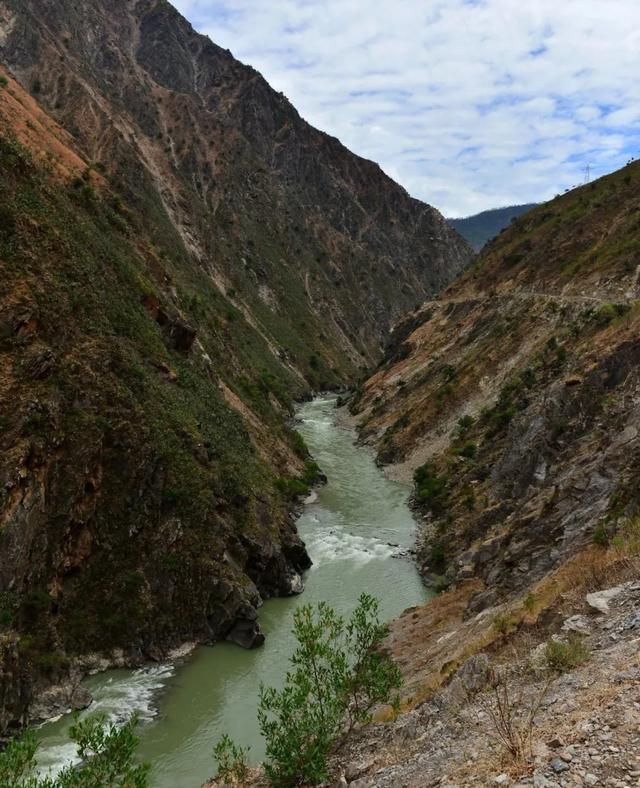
xmin=36 ymin=664 xmax=174 ymax=776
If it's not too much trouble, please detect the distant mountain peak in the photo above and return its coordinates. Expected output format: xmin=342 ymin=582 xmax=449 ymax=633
xmin=448 ymin=203 xmax=538 ymax=250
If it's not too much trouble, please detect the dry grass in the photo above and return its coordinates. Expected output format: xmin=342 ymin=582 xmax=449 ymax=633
xmin=475 ymin=667 xmax=552 ymax=769
xmin=385 ymin=519 xmax=640 ymax=715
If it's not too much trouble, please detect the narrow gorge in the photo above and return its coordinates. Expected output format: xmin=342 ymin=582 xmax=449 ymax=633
xmin=1 ymin=2 xmax=639 ymax=787
xmin=0 ymin=0 xmax=469 ymax=747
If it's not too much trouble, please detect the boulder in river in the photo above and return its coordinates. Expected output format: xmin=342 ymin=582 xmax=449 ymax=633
xmin=225 ymin=618 xmax=265 ymax=649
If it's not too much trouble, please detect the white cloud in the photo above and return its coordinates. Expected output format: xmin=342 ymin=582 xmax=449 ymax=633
xmin=171 ymin=0 xmax=640 ymax=216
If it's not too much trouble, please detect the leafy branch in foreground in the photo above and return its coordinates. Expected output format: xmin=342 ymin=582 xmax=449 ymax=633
xmin=0 ymin=714 xmax=149 ymax=788
xmin=213 ymin=593 xmax=401 ymax=787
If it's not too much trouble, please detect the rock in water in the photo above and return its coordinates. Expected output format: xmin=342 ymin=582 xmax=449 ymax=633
xmin=225 ymin=619 xmax=266 ymax=650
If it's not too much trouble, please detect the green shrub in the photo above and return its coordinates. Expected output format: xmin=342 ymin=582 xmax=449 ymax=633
xmin=275 ymin=460 xmax=320 ymax=500
xmin=550 ymin=417 xmax=569 ymax=441
xmin=611 ymin=517 xmax=640 ymax=555
xmin=291 ymin=430 xmax=309 ymax=458
xmin=488 ymin=404 xmax=516 ymax=435
xmin=454 ymin=414 xmax=474 ymax=439
xmin=429 ymin=540 xmax=447 ymax=573
xmin=0 ymin=76 xmax=7 ymax=89
xmin=594 ymin=302 xmax=630 ymax=326
xmin=413 ymin=462 xmax=448 ymax=515
xmin=431 ymin=574 xmax=450 ymax=593
xmin=0 ymin=592 xmax=18 ymax=628
xmin=275 ymin=477 xmax=309 ymax=499
xmin=592 ymin=523 xmax=609 ymax=547
xmin=462 ymin=484 xmax=476 ymax=511
xmin=36 ymin=650 xmax=70 ymax=675
xmin=544 ymin=634 xmax=590 ymax=673
xmin=212 ymin=734 xmax=250 ymax=785
xmin=0 ymin=203 xmax=16 ymax=245
xmin=521 ymin=367 xmax=536 ymax=388
xmin=484 ymin=377 xmax=526 ymax=436
xmin=555 ymin=346 xmax=568 ymax=365
xmin=442 ymin=364 xmax=456 ymax=382
xmin=492 ymin=612 xmax=512 ymax=635
xmin=254 ymin=594 xmax=400 ymax=786
xmin=458 ymin=441 xmax=477 ymax=459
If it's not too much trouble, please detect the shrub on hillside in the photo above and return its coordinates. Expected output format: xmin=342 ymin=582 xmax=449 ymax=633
xmin=413 ymin=462 xmax=448 ymax=515
xmin=544 ymin=634 xmax=590 ymax=673
xmin=212 ymin=735 xmax=250 ymax=785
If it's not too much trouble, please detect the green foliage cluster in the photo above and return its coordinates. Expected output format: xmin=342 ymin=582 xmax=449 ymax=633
xmin=592 ymin=523 xmax=610 ymax=547
xmin=275 ymin=460 xmax=321 ymax=500
xmin=592 ymin=302 xmax=631 ymax=326
xmin=0 ymin=715 xmax=148 ymax=788
xmin=212 ymin=735 xmax=250 ymax=786
xmin=453 ymin=414 xmax=475 ymax=440
xmin=0 ymin=592 xmax=18 ymax=628
xmin=611 ymin=517 xmax=640 ymax=555
xmin=413 ymin=462 xmax=448 ymax=515
xmin=290 ymin=430 xmax=309 ymax=458
xmin=484 ymin=378 xmax=523 ymax=436
xmin=543 ymin=634 xmax=590 ymax=673
xmin=215 ymin=594 xmax=401 ymax=787
xmin=428 ymin=540 xmax=448 ymax=573
xmin=455 ymin=441 xmax=477 ymax=460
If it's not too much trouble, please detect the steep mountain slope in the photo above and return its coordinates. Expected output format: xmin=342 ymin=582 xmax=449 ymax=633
xmin=0 ymin=0 xmax=470 ymax=371
xmin=0 ymin=1 xmax=471 ymax=735
xmin=0 ymin=70 xmax=313 ymax=733
xmin=353 ymin=161 xmax=640 ymax=610
xmin=449 ymin=203 xmax=538 ymax=250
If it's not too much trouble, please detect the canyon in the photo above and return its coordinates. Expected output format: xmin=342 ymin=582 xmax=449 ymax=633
xmin=1 ymin=2 xmax=639 ymax=787
xmin=0 ymin=0 xmax=470 ymax=738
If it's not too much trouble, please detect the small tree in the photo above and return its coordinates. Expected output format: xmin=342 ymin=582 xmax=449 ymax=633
xmin=256 ymin=593 xmax=401 ymax=787
xmin=473 ymin=666 xmax=551 ymax=767
xmin=0 ymin=730 xmax=39 ymax=787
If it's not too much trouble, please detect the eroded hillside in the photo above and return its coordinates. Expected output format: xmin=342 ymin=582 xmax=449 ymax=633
xmin=353 ymin=160 xmax=640 ymax=605
xmin=315 ymin=160 xmax=640 ymax=788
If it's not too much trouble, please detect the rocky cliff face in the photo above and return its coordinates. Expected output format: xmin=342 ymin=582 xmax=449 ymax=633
xmin=352 ymin=160 xmax=640 ymax=612
xmin=0 ymin=71 xmax=311 ymax=733
xmin=0 ymin=0 xmax=470 ymax=372
xmin=0 ymin=0 xmax=471 ymax=734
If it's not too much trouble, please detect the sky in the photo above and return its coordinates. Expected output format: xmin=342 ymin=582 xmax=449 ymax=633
xmin=171 ymin=0 xmax=640 ymax=217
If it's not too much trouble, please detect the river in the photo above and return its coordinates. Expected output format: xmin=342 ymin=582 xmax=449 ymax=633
xmin=35 ymin=396 xmax=429 ymax=786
